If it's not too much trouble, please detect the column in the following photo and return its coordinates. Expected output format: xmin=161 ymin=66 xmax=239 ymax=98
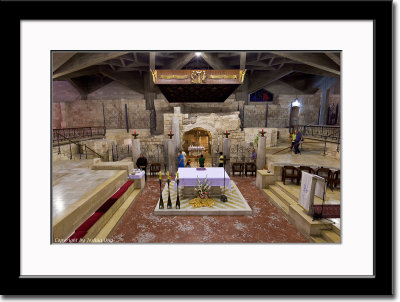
xmin=256 ymin=135 xmax=266 ymax=170
xmin=172 ymin=107 xmax=181 ymax=152
xmin=167 ymin=139 xmax=176 ymax=174
xmin=223 ymin=137 xmax=231 ymax=175
xmin=131 ymin=139 xmax=141 ymax=168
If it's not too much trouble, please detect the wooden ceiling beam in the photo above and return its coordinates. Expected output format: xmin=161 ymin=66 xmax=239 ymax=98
xmin=53 ymin=52 xmax=129 ymax=79
xmin=269 ymin=52 xmax=340 ymax=75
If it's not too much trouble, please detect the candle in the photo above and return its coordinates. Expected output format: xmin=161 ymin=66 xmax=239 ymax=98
xmin=177 ymin=172 xmax=179 ymax=180
xmin=134 ymin=130 xmax=136 ymax=134
xmin=159 ymin=171 xmax=161 ymax=180
xmin=226 ymin=130 xmax=228 ymax=134
xmin=262 ymin=128 xmax=264 ymax=132
xmin=167 ymin=171 xmax=169 ymax=180
xmin=170 ymin=130 xmax=172 ymax=134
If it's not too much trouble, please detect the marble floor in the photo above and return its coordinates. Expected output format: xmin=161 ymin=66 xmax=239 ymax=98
xmin=52 ymin=160 xmax=119 ymax=219
xmin=107 ymin=176 xmax=308 ymax=243
xmin=266 ymin=138 xmax=340 ymax=170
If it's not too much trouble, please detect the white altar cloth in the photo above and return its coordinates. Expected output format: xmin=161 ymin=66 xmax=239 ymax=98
xmin=174 ymin=167 xmax=231 ymax=191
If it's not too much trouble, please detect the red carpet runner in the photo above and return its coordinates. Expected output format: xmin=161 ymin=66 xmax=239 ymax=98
xmin=65 ymin=180 xmax=134 ymax=243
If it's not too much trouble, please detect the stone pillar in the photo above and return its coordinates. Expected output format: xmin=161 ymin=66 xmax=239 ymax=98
xmin=256 ymin=135 xmax=266 ymax=170
xmin=131 ymin=139 xmax=141 ymax=169
xmin=172 ymin=116 xmax=181 ymax=152
xmin=223 ymin=137 xmax=231 ymax=175
xmin=167 ymin=139 xmax=176 ymax=174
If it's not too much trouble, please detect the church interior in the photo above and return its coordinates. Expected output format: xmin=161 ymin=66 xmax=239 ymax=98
xmin=52 ymin=51 xmax=341 ymax=244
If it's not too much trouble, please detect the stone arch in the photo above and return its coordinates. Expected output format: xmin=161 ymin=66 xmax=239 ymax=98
xmin=182 ymin=127 xmax=213 ymax=155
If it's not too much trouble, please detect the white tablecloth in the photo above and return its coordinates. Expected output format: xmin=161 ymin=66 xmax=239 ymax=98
xmin=129 ymin=171 xmax=145 ymax=179
xmin=174 ymin=167 xmax=231 ymax=191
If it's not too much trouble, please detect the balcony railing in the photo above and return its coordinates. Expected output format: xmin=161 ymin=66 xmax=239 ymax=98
xmin=53 ymin=127 xmax=105 ymax=143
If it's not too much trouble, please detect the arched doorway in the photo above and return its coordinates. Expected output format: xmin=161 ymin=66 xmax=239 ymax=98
xmin=182 ymin=127 xmax=212 ymax=167
xmin=289 ymin=105 xmax=300 ymax=127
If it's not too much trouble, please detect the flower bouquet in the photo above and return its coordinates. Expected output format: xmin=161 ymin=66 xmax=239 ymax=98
xmin=195 ymin=175 xmax=211 ymax=199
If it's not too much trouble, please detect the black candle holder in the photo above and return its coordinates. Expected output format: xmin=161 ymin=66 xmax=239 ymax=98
xmin=167 ymin=178 xmax=172 ymax=209
xmin=176 ymin=178 xmax=180 ymax=209
xmin=223 ymin=132 xmax=230 ymax=138
xmin=159 ymin=177 xmax=164 ymax=209
xmin=132 ymin=133 xmax=139 ymax=139
xmin=167 ymin=133 xmax=174 ymax=139
xmin=259 ymin=130 xmax=266 ymax=137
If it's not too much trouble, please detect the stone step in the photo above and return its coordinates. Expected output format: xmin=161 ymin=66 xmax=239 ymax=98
xmin=269 ymin=185 xmax=297 ymax=208
xmin=263 ymin=189 xmax=289 ymax=216
xmin=52 ymin=170 xmax=128 ymax=243
xmin=331 ymin=223 xmax=341 ymax=236
xmin=310 ymin=236 xmax=328 ymax=243
xmin=275 ymin=181 xmax=299 ymax=201
xmin=321 ymin=229 xmax=341 ymax=243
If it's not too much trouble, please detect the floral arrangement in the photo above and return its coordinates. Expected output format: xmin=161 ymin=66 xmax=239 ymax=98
xmin=195 ymin=175 xmax=211 ymax=199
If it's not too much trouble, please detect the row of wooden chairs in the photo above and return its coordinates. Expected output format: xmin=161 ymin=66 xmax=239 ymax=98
xmin=232 ymin=162 xmax=257 ymax=177
xmin=281 ymin=165 xmax=340 ymax=190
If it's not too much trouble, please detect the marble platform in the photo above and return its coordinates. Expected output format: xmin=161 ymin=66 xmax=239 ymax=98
xmin=154 ymin=180 xmax=252 ymax=216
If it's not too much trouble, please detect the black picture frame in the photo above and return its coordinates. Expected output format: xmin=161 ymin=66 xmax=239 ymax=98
xmin=3 ymin=0 xmax=393 ymax=296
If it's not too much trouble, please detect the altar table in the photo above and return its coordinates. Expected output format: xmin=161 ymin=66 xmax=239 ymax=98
xmin=174 ymin=167 xmax=231 ymax=198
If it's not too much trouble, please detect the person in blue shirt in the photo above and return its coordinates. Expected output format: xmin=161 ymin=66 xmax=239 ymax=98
xmin=294 ymin=130 xmax=303 ymax=154
xmin=177 ymin=151 xmax=185 ymax=168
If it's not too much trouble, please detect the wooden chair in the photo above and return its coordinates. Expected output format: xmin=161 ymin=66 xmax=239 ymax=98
xmin=316 ymin=167 xmax=333 ymax=185
xmin=297 ymin=166 xmax=315 ymax=185
xmin=149 ymin=163 xmax=161 ymax=177
xmin=244 ymin=162 xmax=257 ymax=176
xmin=331 ymin=170 xmax=340 ymax=189
xmin=282 ymin=166 xmax=299 ymax=185
xmin=232 ymin=163 xmax=243 ymax=176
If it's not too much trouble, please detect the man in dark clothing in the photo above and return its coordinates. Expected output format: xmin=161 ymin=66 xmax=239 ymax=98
xmin=136 ymin=153 xmax=148 ymax=180
xmin=294 ymin=131 xmax=303 ymax=154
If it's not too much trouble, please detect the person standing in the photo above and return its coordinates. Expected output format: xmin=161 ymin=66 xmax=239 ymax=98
xmin=218 ymin=152 xmax=224 ymax=167
xmin=290 ymin=130 xmax=297 ymax=150
xmin=177 ymin=151 xmax=185 ymax=168
xmin=181 ymin=150 xmax=187 ymax=166
xmin=198 ymin=154 xmax=205 ymax=167
xmin=294 ymin=130 xmax=303 ymax=154
xmin=136 ymin=153 xmax=148 ymax=181
xmin=251 ymin=149 xmax=257 ymax=163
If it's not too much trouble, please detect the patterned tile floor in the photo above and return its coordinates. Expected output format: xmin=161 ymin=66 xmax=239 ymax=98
xmin=108 ymin=176 xmax=308 ymax=243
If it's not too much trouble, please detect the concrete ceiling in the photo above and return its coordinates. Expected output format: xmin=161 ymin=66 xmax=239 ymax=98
xmin=52 ymin=51 xmax=340 ymax=100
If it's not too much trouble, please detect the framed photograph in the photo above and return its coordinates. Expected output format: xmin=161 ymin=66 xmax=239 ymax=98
xmin=4 ymin=0 xmax=393 ymax=296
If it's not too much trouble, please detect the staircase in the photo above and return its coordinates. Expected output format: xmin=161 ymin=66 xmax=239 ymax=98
xmin=263 ymin=181 xmax=340 ymax=243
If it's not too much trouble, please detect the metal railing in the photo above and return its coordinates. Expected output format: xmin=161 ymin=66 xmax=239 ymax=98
xmin=54 ymin=132 xmax=104 ymax=160
xmin=52 ymin=127 xmax=105 ymax=143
